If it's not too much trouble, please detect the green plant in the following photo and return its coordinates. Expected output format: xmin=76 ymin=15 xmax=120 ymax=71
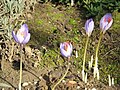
xmin=0 ymin=0 xmax=37 ymax=40
xmin=0 ymin=0 xmax=24 ymax=39
xmin=94 ymin=13 xmax=113 ymax=79
xmin=82 ymin=0 xmax=120 ymax=18
xmin=82 ymin=18 xmax=94 ymax=82
xmin=12 ymin=24 xmax=31 ymax=90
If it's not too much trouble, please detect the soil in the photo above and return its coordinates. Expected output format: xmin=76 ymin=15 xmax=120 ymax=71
xmin=0 ymin=2 xmax=120 ymax=90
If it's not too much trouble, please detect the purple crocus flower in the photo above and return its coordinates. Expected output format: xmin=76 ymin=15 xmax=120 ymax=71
xmin=85 ymin=18 xmax=94 ymax=37
xmin=100 ymin=13 xmax=113 ymax=33
xmin=12 ymin=24 xmax=30 ymax=44
xmin=60 ymin=42 xmax=72 ymax=58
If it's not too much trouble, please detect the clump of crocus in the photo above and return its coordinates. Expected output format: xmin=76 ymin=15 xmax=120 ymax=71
xmin=82 ymin=18 xmax=94 ymax=82
xmin=94 ymin=13 xmax=113 ymax=79
xmin=52 ymin=41 xmax=72 ymax=90
xmin=12 ymin=24 xmax=30 ymax=90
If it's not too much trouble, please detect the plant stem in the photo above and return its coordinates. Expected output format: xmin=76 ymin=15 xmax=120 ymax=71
xmin=94 ymin=31 xmax=103 ymax=77
xmin=71 ymin=0 xmax=74 ymax=6
xmin=82 ymin=36 xmax=89 ymax=81
xmin=52 ymin=57 xmax=70 ymax=90
xmin=83 ymin=36 xmax=89 ymax=71
xmin=19 ymin=44 xmax=23 ymax=90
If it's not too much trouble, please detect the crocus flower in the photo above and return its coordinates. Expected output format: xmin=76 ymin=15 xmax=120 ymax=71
xmin=60 ymin=42 xmax=72 ymax=58
xmin=100 ymin=13 xmax=113 ymax=33
xmin=12 ymin=24 xmax=30 ymax=44
xmin=85 ymin=18 xmax=94 ymax=37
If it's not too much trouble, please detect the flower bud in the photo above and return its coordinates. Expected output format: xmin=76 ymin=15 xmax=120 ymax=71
xmin=100 ymin=13 xmax=113 ymax=33
xmin=85 ymin=18 xmax=94 ymax=37
xmin=60 ymin=42 xmax=72 ymax=57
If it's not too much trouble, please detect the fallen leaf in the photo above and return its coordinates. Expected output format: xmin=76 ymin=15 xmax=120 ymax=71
xmin=66 ymin=80 xmax=77 ymax=87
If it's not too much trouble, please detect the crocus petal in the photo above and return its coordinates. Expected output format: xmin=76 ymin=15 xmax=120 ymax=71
xmin=60 ymin=44 xmax=69 ymax=57
xmin=104 ymin=19 xmax=113 ymax=31
xmin=12 ymin=31 xmax=19 ymax=43
xmin=60 ymin=42 xmax=72 ymax=57
xmin=16 ymin=33 xmax=24 ymax=43
xmin=85 ymin=18 xmax=94 ymax=37
xmin=67 ymin=43 xmax=72 ymax=54
xmin=100 ymin=13 xmax=113 ymax=33
xmin=20 ymin=24 xmax=29 ymax=33
xmin=22 ymin=33 xmax=30 ymax=44
xmin=12 ymin=24 xmax=30 ymax=44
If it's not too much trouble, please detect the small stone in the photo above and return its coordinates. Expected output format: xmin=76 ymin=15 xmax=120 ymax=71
xmin=22 ymin=82 xmax=29 ymax=87
xmin=92 ymin=88 xmax=96 ymax=90
xmin=62 ymin=80 xmax=66 ymax=83
xmin=39 ymin=76 xmax=42 ymax=79
xmin=77 ymin=86 xmax=80 ymax=89
xmin=34 ymin=81 xmax=38 ymax=85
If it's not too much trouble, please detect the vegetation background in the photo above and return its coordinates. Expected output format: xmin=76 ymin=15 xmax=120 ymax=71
xmin=0 ymin=0 xmax=120 ymax=89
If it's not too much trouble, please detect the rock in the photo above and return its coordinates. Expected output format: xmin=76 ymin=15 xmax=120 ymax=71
xmin=22 ymin=82 xmax=29 ymax=87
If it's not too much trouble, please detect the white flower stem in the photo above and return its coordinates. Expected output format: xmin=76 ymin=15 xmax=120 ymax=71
xmin=71 ymin=0 xmax=74 ymax=6
xmin=112 ymin=77 xmax=114 ymax=85
xmin=97 ymin=68 xmax=99 ymax=80
xmin=108 ymin=75 xmax=111 ymax=86
xmin=82 ymin=36 xmax=89 ymax=81
xmin=19 ymin=44 xmax=23 ymax=90
xmin=89 ymin=55 xmax=93 ymax=70
xmin=85 ymin=73 xmax=87 ymax=83
xmin=76 ymin=50 xmax=78 ymax=58
xmin=94 ymin=31 xmax=103 ymax=78
xmin=82 ymin=70 xmax=85 ymax=82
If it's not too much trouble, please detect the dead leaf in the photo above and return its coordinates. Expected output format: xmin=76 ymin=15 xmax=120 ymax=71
xmin=66 ymin=80 xmax=77 ymax=87
xmin=25 ymin=46 xmax=32 ymax=55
